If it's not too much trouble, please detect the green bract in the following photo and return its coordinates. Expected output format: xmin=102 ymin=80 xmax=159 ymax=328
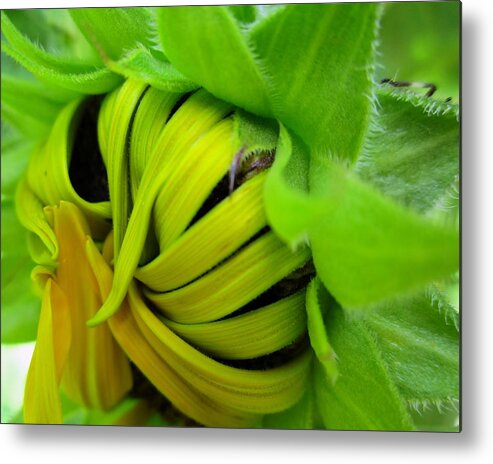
xmin=1 ymin=3 xmax=459 ymax=430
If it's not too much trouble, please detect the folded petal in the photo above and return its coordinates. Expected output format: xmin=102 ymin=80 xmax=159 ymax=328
xmin=50 ymin=201 xmax=132 ymax=410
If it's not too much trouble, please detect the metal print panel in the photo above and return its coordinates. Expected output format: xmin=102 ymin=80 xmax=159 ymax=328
xmin=1 ymin=1 xmax=460 ymax=431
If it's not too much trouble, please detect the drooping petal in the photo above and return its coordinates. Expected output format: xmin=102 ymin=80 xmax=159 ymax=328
xmin=24 ymin=279 xmax=71 ymax=424
xmin=49 ymin=201 xmax=132 ymax=410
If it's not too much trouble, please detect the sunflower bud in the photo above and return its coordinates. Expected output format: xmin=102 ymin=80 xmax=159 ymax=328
xmin=18 ymin=78 xmax=313 ymax=426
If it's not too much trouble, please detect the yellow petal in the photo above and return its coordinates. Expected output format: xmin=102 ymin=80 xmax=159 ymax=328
xmin=136 ymin=170 xmax=267 ymax=291
xmin=85 ymin=238 xmax=257 ymax=428
xmin=89 ymin=90 xmax=232 ymax=326
xmin=145 ymin=232 xmax=310 ymax=323
xmin=162 ymin=290 xmax=307 ymax=360
xmin=15 ymin=177 xmax=58 ymax=265
xmin=130 ymin=284 xmax=311 ymax=414
xmin=25 ymin=100 xmax=111 ymax=239
xmin=50 ymin=201 xmax=132 ymax=410
xmin=24 ymin=279 xmax=71 ymax=424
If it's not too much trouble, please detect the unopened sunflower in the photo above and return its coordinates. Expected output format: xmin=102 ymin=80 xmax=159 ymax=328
xmin=1 ymin=4 xmax=460 ymax=430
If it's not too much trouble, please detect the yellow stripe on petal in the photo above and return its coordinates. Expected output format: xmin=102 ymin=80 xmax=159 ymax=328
xmin=24 ymin=279 xmax=71 ymax=424
xmin=85 ymin=239 xmax=258 ymax=428
xmin=162 ymin=290 xmax=307 ymax=360
xmin=136 ymin=171 xmax=267 ymax=291
xmin=129 ymin=86 xmax=180 ymax=199
xmin=104 ymin=78 xmax=148 ymax=253
xmin=89 ymin=90 xmax=232 ymax=326
xmin=110 ymin=303 xmax=259 ymax=428
xmin=145 ymin=233 xmax=310 ymax=323
xmin=129 ymin=285 xmax=311 ymax=412
xmin=153 ymin=119 xmax=237 ymax=250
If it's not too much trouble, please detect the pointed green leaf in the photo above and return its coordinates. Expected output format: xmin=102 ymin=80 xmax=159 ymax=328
xmin=306 ymin=278 xmax=339 ymax=383
xmin=251 ymin=3 xmax=380 ymax=160
xmin=356 ymin=90 xmax=459 ymax=214
xmin=313 ymin=293 xmax=413 ymax=431
xmin=157 ymin=6 xmax=272 ymax=117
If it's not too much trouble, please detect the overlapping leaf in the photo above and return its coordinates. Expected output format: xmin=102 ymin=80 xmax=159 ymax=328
xmin=265 ymin=125 xmax=459 ymax=309
xmin=157 ymin=6 xmax=272 ymax=117
xmin=356 ymin=89 xmax=459 ymax=214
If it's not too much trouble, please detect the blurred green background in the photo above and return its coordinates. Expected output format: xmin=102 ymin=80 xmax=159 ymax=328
xmin=378 ymin=1 xmax=460 ymax=101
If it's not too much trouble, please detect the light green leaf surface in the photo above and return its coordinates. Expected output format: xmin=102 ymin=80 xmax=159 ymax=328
xmin=265 ymin=126 xmax=459 ymax=308
xmin=69 ymin=8 xmax=155 ymax=60
xmin=251 ymin=3 xmax=380 ymax=160
xmin=109 ymin=46 xmax=198 ymax=94
xmin=356 ymin=90 xmax=459 ymax=214
xmin=313 ymin=292 xmax=413 ymax=431
xmin=157 ymin=6 xmax=272 ymax=117
xmin=363 ymin=292 xmax=459 ymax=405
xmin=233 ymin=109 xmax=279 ymax=153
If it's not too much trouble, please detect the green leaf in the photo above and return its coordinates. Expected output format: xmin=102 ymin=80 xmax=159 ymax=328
xmin=233 ymin=109 xmax=279 ymax=153
xmin=409 ymin=403 xmax=459 ymax=432
xmin=265 ymin=126 xmax=459 ymax=308
xmin=313 ymin=292 xmax=413 ymax=431
xmin=4 ymin=9 xmax=101 ymax=61
xmin=306 ymin=278 xmax=338 ymax=383
xmin=363 ymin=292 xmax=459 ymax=405
xmin=251 ymin=3 xmax=380 ymax=160
xmin=356 ymin=90 xmax=459 ymax=214
xmin=109 ymin=46 xmax=198 ymax=94
xmin=157 ymin=6 xmax=272 ymax=117
xmin=227 ymin=5 xmax=257 ymax=24
xmin=69 ymin=8 xmax=155 ymax=61
xmin=1 ymin=11 xmax=122 ymax=95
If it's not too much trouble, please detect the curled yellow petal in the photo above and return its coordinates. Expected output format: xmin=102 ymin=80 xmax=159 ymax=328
xmin=145 ymin=232 xmax=310 ymax=323
xmin=26 ymin=202 xmax=132 ymax=412
xmin=85 ymin=236 xmax=258 ymax=428
xmin=25 ymin=100 xmax=111 ymax=239
xmin=136 ymin=170 xmax=267 ymax=291
xmin=162 ymin=290 xmax=307 ymax=360
xmin=89 ymin=89 xmax=232 ymax=326
xmin=15 ymin=177 xmax=58 ymax=265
